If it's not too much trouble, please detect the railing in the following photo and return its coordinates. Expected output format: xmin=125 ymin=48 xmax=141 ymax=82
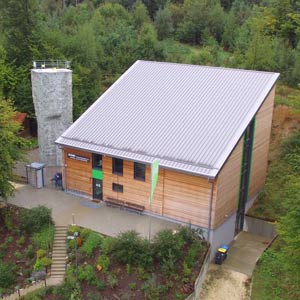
xmin=32 ymin=60 xmax=71 ymax=69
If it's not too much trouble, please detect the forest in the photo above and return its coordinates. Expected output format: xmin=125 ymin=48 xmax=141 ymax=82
xmin=0 ymin=0 xmax=299 ymax=119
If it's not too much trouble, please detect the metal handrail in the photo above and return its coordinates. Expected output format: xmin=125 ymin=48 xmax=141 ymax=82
xmin=32 ymin=60 xmax=71 ymax=69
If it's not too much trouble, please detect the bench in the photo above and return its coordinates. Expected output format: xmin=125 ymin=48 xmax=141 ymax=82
xmin=104 ymin=198 xmax=145 ymax=214
xmin=105 ymin=198 xmax=124 ymax=208
xmin=124 ymin=202 xmax=145 ymax=214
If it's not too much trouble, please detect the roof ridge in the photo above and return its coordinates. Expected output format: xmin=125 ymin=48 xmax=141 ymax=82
xmin=138 ymin=60 xmax=280 ymax=76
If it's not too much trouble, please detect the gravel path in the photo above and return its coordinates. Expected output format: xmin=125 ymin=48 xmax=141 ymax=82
xmin=199 ymin=264 xmax=250 ymax=300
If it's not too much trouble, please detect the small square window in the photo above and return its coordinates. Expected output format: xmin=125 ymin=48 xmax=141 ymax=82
xmin=112 ymin=183 xmax=123 ymax=193
xmin=134 ymin=162 xmax=146 ymax=181
xmin=112 ymin=158 xmax=123 ymax=175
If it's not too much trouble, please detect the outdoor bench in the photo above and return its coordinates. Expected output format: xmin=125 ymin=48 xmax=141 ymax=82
xmin=104 ymin=198 xmax=145 ymax=214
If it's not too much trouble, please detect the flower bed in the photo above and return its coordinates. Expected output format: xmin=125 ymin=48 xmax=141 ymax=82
xmin=0 ymin=204 xmax=54 ymax=297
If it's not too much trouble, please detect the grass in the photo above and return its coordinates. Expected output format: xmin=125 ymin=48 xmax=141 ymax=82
xmin=275 ymin=84 xmax=300 ymax=111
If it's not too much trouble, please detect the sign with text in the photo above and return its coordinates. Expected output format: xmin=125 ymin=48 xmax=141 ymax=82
xmin=67 ymin=153 xmax=90 ymax=163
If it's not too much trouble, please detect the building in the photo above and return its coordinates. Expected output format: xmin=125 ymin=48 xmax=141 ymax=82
xmin=56 ymin=60 xmax=279 ymax=249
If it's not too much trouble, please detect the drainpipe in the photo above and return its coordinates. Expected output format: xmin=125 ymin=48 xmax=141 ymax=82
xmin=207 ymin=180 xmax=214 ymax=243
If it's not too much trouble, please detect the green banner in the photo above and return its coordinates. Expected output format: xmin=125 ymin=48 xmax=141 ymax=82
xmin=149 ymin=160 xmax=159 ymax=205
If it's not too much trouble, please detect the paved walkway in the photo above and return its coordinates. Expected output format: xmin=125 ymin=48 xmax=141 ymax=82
xmin=199 ymin=231 xmax=272 ymax=300
xmin=9 ymin=183 xmax=177 ymax=238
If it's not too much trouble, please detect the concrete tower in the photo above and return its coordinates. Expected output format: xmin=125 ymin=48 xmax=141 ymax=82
xmin=31 ymin=65 xmax=73 ymax=166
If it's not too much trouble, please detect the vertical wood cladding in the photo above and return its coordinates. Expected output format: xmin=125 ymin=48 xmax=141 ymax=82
xmin=64 ymin=148 xmax=92 ymax=196
xmin=163 ymin=170 xmax=212 ymax=227
xmin=214 ymin=137 xmax=244 ymax=229
xmin=249 ymin=87 xmax=275 ymax=198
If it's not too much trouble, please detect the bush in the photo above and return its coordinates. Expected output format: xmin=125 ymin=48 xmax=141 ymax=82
xmin=78 ymin=264 xmax=97 ymax=286
xmin=153 ymin=229 xmax=184 ymax=262
xmin=33 ymin=224 xmax=55 ymax=250
xmin=97 ymin=255 xmax=110 ymax=273
xmin=185 ymin=240 xmax=203 ymax=268
xmin=80 ymin=228 xmax=92 ymax=241
xmin=108 ymin=273 xmax=118 ymax=289
xmin=20 ymin=206 xmax=52 ymax=233
xmin=40 ymin=257 xmax=52 ymax=268
xmin=16 ymin=235 xmax=25 ymax=246
xmin=37 ymin=249 xmax=47 ymax=259
xmin=0 ymin=261 xmax=16 ymax=289
xmin=15 ymin=251 xmax=23 ymax=260
xmin=68 ymin=225 xmax=81 ymax=236
xmin=101 ymin=236 xmax=116 ymax=255
xmin=26 ymin=245 xmax=35 ymax=259
xmin=81 ymin=232 xmax=103 ymax=257
xmin=113 ymin=231 xmax=152 ymax=267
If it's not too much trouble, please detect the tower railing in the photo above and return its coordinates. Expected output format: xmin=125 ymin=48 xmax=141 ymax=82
xmin=32 ymin=60 xmax=71 ymax=69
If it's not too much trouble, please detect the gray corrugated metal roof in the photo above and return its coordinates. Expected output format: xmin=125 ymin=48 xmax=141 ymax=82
xmin=56 ymin=60 xmax=279 ymax=178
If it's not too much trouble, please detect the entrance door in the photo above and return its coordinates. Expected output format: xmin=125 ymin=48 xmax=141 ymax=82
xmin=93 ymin=179 xmax=103 ymax=200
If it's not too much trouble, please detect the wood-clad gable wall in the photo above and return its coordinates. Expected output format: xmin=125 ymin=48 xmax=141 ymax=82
xmin=248 ymin=87 xmax=275 ymax=198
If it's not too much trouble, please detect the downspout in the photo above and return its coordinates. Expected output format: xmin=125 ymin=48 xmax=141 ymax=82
xmin=207 ymin=179 xmax=214 ymax=243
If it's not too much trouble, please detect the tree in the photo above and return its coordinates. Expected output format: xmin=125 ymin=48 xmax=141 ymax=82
xmin=0 ymin=99 xmax=26 ymax=200
xmin=155 ymin=7 xmax=174 ymax=40
xmin=132 ymin=1 xmax=150 ymax=29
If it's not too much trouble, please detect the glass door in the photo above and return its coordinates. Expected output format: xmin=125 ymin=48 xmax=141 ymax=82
xmin=93 ymin=179 xmax=103 ymax=200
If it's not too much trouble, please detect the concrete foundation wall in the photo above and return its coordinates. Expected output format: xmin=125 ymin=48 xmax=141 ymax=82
xmin=209 ymin=212 xmax=236 ymax=256
xmin=244 ymin=216 xmax=277 ymax=238
xmin=31 ymin=69 xmax=73 ymax=166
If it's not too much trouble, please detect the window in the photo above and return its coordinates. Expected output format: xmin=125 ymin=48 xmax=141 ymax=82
xmin=112 ymin=183 xmax=123 ymax=193
xmin=92 ymin=154 xmax=102 ymax=170
xmin=134 ymin=162 xmax=146 ymax=181
xmin=112 ymin=158 xmax=123 ymax=175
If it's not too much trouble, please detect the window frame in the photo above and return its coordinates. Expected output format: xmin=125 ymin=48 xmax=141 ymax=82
xmin=134 ymin=162 xmax=146 ymax=181
xmin=112 ymin=183 xmax=123 ymax=193
xmin=92 ymin=154 xmax=102 ymax=170
xmin=112 ymin=158 xmax=123 ymax=176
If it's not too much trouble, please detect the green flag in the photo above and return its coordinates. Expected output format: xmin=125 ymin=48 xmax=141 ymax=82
xmin=149 ymin=160 xmax=159 ymax=205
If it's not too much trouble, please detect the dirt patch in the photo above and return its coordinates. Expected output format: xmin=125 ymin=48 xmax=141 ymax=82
xmin=269 ymin=105 xmax=300 ymax=161
xmin=199 ymin=264 xmax=250 ymax=300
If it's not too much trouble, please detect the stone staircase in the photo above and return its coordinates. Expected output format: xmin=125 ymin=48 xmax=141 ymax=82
xmin=1 ymin=225 xmax=68 ymax=300
xmin=50 ymin=225 xmax=68 ymax=281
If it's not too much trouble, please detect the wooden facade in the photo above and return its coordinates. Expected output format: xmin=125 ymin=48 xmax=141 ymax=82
xmin=62 ymin=88 xmax=275 ymax=232
xmin=248 ymin=87 xmax=275 ymax=199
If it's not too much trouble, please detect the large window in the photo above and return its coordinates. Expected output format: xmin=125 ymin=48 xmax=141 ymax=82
xmin=112 ymin=183 xmax=123 ymax=193
xmin=112 ymin=158 xmax=123 ymax=175
xmin=92 ymin=154 xmax=102 ymax=170
xmin=134 ymin=162 xmax=146 ymax=181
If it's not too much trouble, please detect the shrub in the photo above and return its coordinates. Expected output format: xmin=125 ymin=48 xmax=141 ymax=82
xmin=4 ymin=210 xmax=14 ymax=230
xmin=97 ymin=255 xmax=110 ymax=273
xmin=129 ymin=282 xmax=137 ymax=290
xmin=0 ymin=261 xmax=16 ymax=289
xmin=80 ymin=228 xmax=92 ymax=240
xmin=33 ymin=224 xmax=55 ymax=250
xmin=16 ymin=235 xmax=25 ymax=246
xmin=153 ymin=229 xmax=184 ymax=262
xmin=15 ymin=251 xmax=23 ymax=260
xmin=26 ymin=245 xmax=35 ymax=259
xmin=81 ymin=232 xmax=103 ymax=257
xmin=34 ymin=259 xmax=44 ymax=271
xmin=108 ymin=273 xmax=118 ymax=288
xmin=78 ymin=264 xmax=97 ymax=286
xmin=68 ymin=239 xmax=77 ymax=250
xmin=40 ymin=257 xmax=52 ymax=268
xmin=101 ymin=236 xmax=116 ymax=255
xmin=68 ymin=225 xmax=81 ymax=236
xmin=20 ymin=206 xmax=52 ymax=233
xmin=96 ymin=280 xmax=106 ymax=291
xmin=185 ymin=240 xmax=203 ymax=268
xmin=37 ymin=249 xmax=47 ymax=259
xmin=113 ymin=231 xmax=152 ymax=266
xmin=5 ymin=236 xmax=13 ymax=244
